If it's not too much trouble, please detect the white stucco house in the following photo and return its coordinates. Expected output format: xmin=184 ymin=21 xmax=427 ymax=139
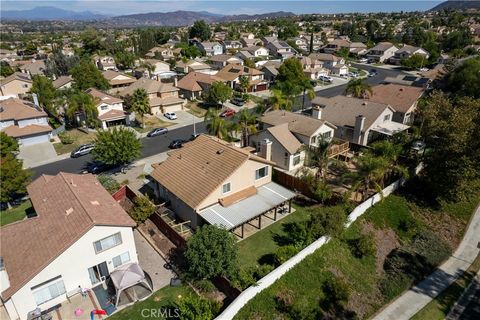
xmin=86 ymin=88 xmax=129 ymax=129
xmin=0 ymin=98 xmax=53 ymax=146
xmin=0 ymin=172 xmax=138 ymax=320
xmin=197 ymin=42 xmax=224 ymax=56
xmin=366 ymin=42 xmax=399 ymax=63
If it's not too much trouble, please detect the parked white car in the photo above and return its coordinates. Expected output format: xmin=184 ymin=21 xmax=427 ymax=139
xmin=319 ymin=75 xmax=333 ymax=83
xmin=164 ymin=112 xmax=177 ymax=120
xmin=358 ymin=58 xmax=368 ymax=63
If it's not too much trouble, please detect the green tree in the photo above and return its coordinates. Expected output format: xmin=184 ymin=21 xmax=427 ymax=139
xmin=445 ymin=57 xmax=480 ymax=98
xmin=189 ymin=20 xmax=211 ymax=41
xmin=203 ymin=81 xmax=233 ymax=107
xmin=303 ymin=137 xmax=332 ymax=182
xmin=275 ymin=58 xmax=312 ymax=110
xmin=80 ymin=27 xmax=104 ymax=55
xmin=243 ymin=58 xmax=255 ymax=68
xmin=184 ymin=225 xmax=238 ymax=280
xmin=70 ymin=60 xmax=109 ymax=91
xmin=345 ymin=78 xmax=373 ymax=98
xmin=23 ymin=42 xmax=37 ymax=56
xmin=129 ymin=195 xmax=156 ymax=224
xmin=309 ymin=206 xmax=347 ymax=238
xmin=175 ymin=294 xmax=220 ymax=320
xmin=45 ymin=47 xmax=80 ymax=77
xmin=0 ymin=154 xmax=31 ymax=204
xmin=401 ymin=54 xmax=428 ymax=70
xmin=365 ymin=19 xmax=380 ymax=41
xmin=235 ymin=108 xmax=257 ymax=147
xmin=114 ymin=51 xmax=136 ymax=70
xmin=204 ymin=108 xmax=228 ymax=139
xmin=0 ymin=132 xmax=18 ymax=157
xmin=130 ymin=88 xmax=150 ymax=128
xmin=92 ymin=127 xmax=142 ymax=168
xmin=0 ymin=61 xmax=14 ymax=77
xmin=238 ymin=75 xmax=250 ymax=93
xmin=66 ymin=92 xmax=98 ymax=127
xmin=30 ymin=75 xmax=56 ymax=115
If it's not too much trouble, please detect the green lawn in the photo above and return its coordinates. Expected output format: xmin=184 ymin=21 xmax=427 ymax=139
xmin=133 ymin=115 xmax=176 ymax=134
xmin=109 ymin=285 xmax=195 ymax=320
xmin=0 ymin=200 xmax=33 ymax=226
xmin=53 ymin=129 xmax=96 ymax=155
xmin=411 ymin=254 xmax=480 ymax=320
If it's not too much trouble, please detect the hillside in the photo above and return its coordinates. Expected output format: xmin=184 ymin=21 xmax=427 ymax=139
xmin=1 ymin=6 xmax=107 ymax=20
xmin=430 ymin=0 xmax=480 ymax=11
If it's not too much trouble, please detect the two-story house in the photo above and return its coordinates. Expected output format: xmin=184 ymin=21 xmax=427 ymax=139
xmin=288 ymin=37 xmax=309 ymax=51
xmin=366 ymin=42 xmax=399 ymax=63
xmin=197 ymin=42 xmax=224 ymax=56
xmin=86 ymin=88 xmax=129 ymax=129
xmin=176 ymin=72 xmax=225 ymax=100
xmin=311 ymin=95 xmax=409 ymax=145
xmin=19 ymin=60 xmax=46 ymax=77
xmin=389 ymin=45 xmax=430 ymax=65
xmin=175 ymin=59 xmax=212 ymax=74
xmin=150 ymin=135 xmax=295 ymax=237
xmin=102 ymin=70 xmax=136 ymax=93
xmin=141 ymin=59 xmax=171 ymax=78
xmin=240 ymin=37 xmax=262 ymax=47
xmin=221 ymin=40 xmax=243 ymax=52
xmin=0 ymin=98 xmax=52 ymax=146
xmin=215 ymin=65 xmax=268 ymax=92
xmin=0 ymin=72 xmax=33 ymax=98
xmin=93 ymin=55 xmax=117 ymax=71
xmin=297 ymin=56 xmax=329 ymax=80
xmin=145 ymin=47 xmax=175 ymax=60
xmin=209 ymin=54 xmax=243 ymax=70
xmin=308 ymin=53 xmax=348 ymax=75
xmin=0 ymin=172 xmax=139 ymax=320
xmin=266 ymin=41 xmax=296 ymax=60
xmin=243 ymin=46 xmax=270 ymax=58
xmin=120 ymin=78 xmax=184 ymax=114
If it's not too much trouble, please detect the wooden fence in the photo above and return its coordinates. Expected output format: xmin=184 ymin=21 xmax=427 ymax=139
xmin=273 ymin=169 xmax=314 ymax=198
xmin=149 ymin=212 xmax=187 ymax=249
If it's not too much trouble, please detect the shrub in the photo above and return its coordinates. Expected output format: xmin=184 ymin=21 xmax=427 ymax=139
xmin=58 ymin=132 xmax=74 ymax=144
xmin=348 ymin=232 xmax=376 ymax=258
xmin=129 ymin=195 xmax=156 ymax=224
xmin=408 ymin=230 xmax=451 ymax=267
xmin=97 ymin=174 xmax=121 ymax=194
xmin=194 ymin=279 xmax=216 ymax=294
xmin=322 ymin=274 xmax=350 ymax=309
xmin=275 ymin=289 xmax=295 ymax=313
xmin=231 ymin=268 xmax=256 ymax=290
xmin=379 ymin=272 xmax=412 ymax=302
xmin=175 ymin=294 xmax=221 ymax=320
xmin=252 ymin=263 xmax=274 ymax=280
xmin=309 ymin=206 xmax=347 ymax=238
xmin=274 ymin=245 xmax=299 ymax=266
xmin=282 ymin=220 xmax=312 ymax=247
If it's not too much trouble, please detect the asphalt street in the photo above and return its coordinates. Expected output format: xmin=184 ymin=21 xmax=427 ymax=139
xmin=32 ymin=63 xmax=405 ymax=179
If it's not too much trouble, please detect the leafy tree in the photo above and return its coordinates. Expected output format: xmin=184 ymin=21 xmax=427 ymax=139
xmin=303 ymin=137 xmax=332 ymax=182
xmin=203 ymin=81 xmax=233 ymax=107
xmin=175 ymin=294 xmax=220 ymax=320
xmin=129 ymin=195 xmax=156 ymax=224
xmin=243 ymin=58 xmax=255 ymax=68
xmin=70 ymin=60 xmax=109 ymax=91
xmin=442 ymin=29 xmax=472 ymax=52
xmin=275 ymin=58 xmax=312 ymax=110
xmin=204 ymin=108 xmax=228 ymax=139
xmin=0 ymin=61 xmax=14 ymax=77
xmin=365 ymin=19 xmax=380 ymax=41
xmin=189 ymin=20 xmax=211 ymax=41
xmin=184 ymin=225 xmax=238 ymax=280
xmin=80 ymin=27 xmax=104 ymax=55
xmin=45 ymin=47 xmax=80 ymax=77
xmin=445 ymin=57 xmax=480 ymax=98
xmin=30 ymin=76 xmax=56 ymax=115
xmin=114 ymin=51 xmax=135 ymax=70
xmin=309 ymin=206 xmax=347 ymax=238
xmin=97 ymin=174 xmax=120 ymax=194
xmin=238 ymin=75 xmax=250 ymax=93
xmin=400 ymin=54 xmax=428 ymax=70
xmin=345 ymin=78 xmax=372 ymax=98
xmin=130 ymin=88 xmax=150 ymax=128
xmin=66 ymin=92 xmax=98 ymax=127
xmin=178 ymin=44 xmax=202 ymax=59
xmin=0 ymin=154 xmax=31 ymax=204
xmin=274 ymin=245 xmax=299 ymax=265
xmin=23 ymin=42 xmax=37 ymax=56
xmin=92 ymin=127 xmax=142 ymax=168
xmin=322 ymin=274 xmax=350 ymax=309
xmin=370 ymin=140 xmax=408 ymax=182
xmin=278 ymin=21 xmax=299 ymax=39
xmin=235 ymin=108 xmax=257 ymax=147
xmin=0 ymin=133 xmax=18 ymax=157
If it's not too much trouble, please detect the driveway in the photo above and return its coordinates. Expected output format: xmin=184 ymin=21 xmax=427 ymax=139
xmin=18 ymin=142 xmax=58 ymax=169
xmin=158 ymin=110 xmax=197 ymax=129
xmin=134 ymin=230 xmax=175 ymax=291
xmin=373 ymin=205 xmax=480 ymax=320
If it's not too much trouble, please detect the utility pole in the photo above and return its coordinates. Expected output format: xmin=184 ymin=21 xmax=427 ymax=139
xmin=193 ymin=112 xmax=196 ymax=136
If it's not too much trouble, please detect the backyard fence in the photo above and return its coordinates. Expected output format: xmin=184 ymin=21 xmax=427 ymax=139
xmin=149 ymin=212 xmax=187 ymax=249
xmin=216 ymin=163 xmax=423 ymax=320
xmin=273 ymin=169 xmax=315 ymax=198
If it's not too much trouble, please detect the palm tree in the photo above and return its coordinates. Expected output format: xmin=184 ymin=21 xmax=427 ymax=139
xmin=342 ymin=153 xmax=389 ymax=202
xmin=66 ymin=92 xmax=98 ymax=127
xmin=303 ymin=137 xmax=332 ymax=182
xmin=370 ymin=140 xmax=409 ymax=185
xmin=204 ymin=108 xmax=228 ymax=139
xmin=236 ymin=108 xmax=257 ymax=147
xmin=131 ymin=88 xmax=150 ymax=128
xmin=300 ymin=79 xmax=315 ymax=110
xmin=269 ymin=88 xmax=292 ymax=111
xmin=345 ymin=78 xmax=373 ymax=98
xmin=239 ymin=75 xmax=250 ymax=93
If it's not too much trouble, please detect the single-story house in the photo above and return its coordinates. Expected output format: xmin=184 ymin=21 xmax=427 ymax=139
xmin=142 ymin=59 xmax=171 ymax=77
xmin=150 ymin=135 xmax=295 ymax=236
xmin=0 ymin=172 xmax=138 ymax=320
xmin=175 ymin=60 xmax=211 ymax=74
xmin=19 ymin=60 xmax=46 ymax=77
xmin=0 ymin=72 xmax=33 ymax=98
xmin=176 ymin=72 xmax=225 ymax=100
xmin=311 ymin=95 xmax=409 ymax=145
xmin=86 ymin=88 xmax=129 ymax=129
xmin=240 ymin=37 xmax=262 ymax=47
xmin=209 ymin=54 xmax=243 ymax=70
xmin=52 ymin=75 xmax=73 ymax=90
xmin=0 ymin=98 xmax=53 ymax=146
xmin=243 ymin=46 xmax=269 ymax=58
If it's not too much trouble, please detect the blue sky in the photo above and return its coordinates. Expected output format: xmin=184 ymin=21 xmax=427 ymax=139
xmin=2 ymin=1 xmax=443 ymax=15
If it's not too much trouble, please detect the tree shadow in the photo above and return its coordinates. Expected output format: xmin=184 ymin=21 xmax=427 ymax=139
xmin=258 ymin=253 xmax=276 ymax=266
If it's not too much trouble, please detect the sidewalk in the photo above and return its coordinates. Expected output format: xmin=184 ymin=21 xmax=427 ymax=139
xmin=372 ymin=205 xmax=480 ymax=320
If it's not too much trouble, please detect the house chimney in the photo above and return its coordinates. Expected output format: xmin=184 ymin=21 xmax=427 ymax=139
xmin=260 ymin=138 xmax=272 ymax=161
xmin=353 ymin=115 xmax=366 ymax=145
xmin=0 ymin=257 xmax=10 ymax=293
xmin=174 ymin=77 xmax=178 ymax=87
xmin=312 ymin=105 xmax=323 ymax=119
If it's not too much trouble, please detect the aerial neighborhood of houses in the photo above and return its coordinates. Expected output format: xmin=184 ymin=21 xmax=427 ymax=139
xmin=1 ymin=2 xmax=480 ymax=320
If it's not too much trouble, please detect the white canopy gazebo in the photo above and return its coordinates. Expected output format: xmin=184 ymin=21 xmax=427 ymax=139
xmin=110 ymin=262 xmax=153 ymax=307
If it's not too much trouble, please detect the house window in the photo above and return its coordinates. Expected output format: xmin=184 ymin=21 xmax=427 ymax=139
xmin=222 ymin=182 xmax=231 ymax=194
xmin=311 ymin=136 xmax=316 ymax=144
xmin=31 ymin=276 xmax=66 ymax=306
xmin=22 ymin=84 xmax=28 ymax=88
xmin=101 ymin=105 xmax=108 ymax=111
xmin=93 ymin=233 xmax=122 ymax=253
xmin=255 ymin=166 xmax=269 ymax=180
xmin=293 ymin=153 xmax=301 ymax=166
xmin=112 ymin=252 xmax=131 ymax=268
xmin=322 ymin=131 xmax=332 ymax=140
xmin=383 ymin=114 xmax=391 ymax=122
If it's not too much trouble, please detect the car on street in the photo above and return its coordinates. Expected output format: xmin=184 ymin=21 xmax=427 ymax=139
xmin=348 ymin=72 xmax=359 ymax=78
xmin=318 ymin=75 xmax=333 ymax=83
xmin=220 ymin=108 xmax=236 ymax=117
xmin=230 ymin=97 xmax=245 ymax=106
xmin=86 ymin=161 xmax=117 ymax=174
xmin=164 ymin=112 xmax=177 ymax=120
xmin=169 ymin=139 xmax=185 ymax=149
xmin=147 ymin=127 xmax=168 ymax=137
xmin=70 ymin=144 xmax=95 ymax=158
xmin=358 ymin=58 xmax=368 ymax=63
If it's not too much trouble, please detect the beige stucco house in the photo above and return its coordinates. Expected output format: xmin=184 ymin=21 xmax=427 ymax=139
xmin=0 ymin=73 xmax=33 ymax=98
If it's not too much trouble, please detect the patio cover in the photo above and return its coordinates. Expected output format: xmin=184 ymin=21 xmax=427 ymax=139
xmin=370 ymin=122 xmax=410 ymax=136
xmin=110 ymin=262 xmax=153 ymax=306
xmin=198 ymin=182 xmax=296 ymax=230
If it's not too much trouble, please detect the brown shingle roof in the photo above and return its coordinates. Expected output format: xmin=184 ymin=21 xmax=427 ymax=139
xmin=260 ymin=110 xmax=336 ymax=137
xmin=0 ymin=98 xmax=47 ymax=121
xmin=368 ymin=84 xmax=424 ymax=113
xmin=86 ymin=88 xmax=123 ymax=106
xmin=0 ymin=173 xmax=135 ymax=299
xmin=98 ymin=109 xmax=126 ymax=121
xmin=120 ymin=78 xmax=178 ymax=97
xmin=176 ymin=72 xmax=224 ymax=92
xmin=102 ymin=70 xmax=136 ymax=86
xmin=3 ymin=124 xmax=52 ymax=138
xmin=150 ymin=135 xmax=273 ymax=210
xmin=215 ymin=65 xmax=263 ymax=82
xmin=266 ymin=123 xmax=302 ymax=154
xmin=0 ymin=72 xmax=32 ymax=86
xmin=52 ymin=75 xmax=73 ymax=89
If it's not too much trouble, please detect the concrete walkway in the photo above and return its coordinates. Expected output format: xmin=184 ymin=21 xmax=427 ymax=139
xmin=373 ymin=204 xmax=480 ymax=320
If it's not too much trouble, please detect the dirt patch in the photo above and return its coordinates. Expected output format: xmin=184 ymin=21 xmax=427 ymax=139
xmin=138 ymin=219 xmax=176 ymax=255
xmin=347 ymin=285 xmax=383 ymax=320
xmin=361 ymin=221 xmax=400 ymax=274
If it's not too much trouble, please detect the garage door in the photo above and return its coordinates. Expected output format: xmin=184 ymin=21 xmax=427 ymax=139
xmin=256 ymin=84 xmax=268 ymax=91
xmin=20 ymin=134 xmax=50 ymax=146
xmin=163 ymin=103 xmax=183 ymax=113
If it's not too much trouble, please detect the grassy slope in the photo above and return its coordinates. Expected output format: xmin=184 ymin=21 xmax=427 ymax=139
xmin=0 ymin=200 xmax=32 ymax=226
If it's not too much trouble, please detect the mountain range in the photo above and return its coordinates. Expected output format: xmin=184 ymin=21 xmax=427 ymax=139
xmin=430 ymin=0 xmax=480 ymax=11
xmin=1 ymin=6 xmax=108 ymax=20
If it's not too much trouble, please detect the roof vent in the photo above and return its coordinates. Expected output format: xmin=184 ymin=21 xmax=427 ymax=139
xmin=217 ymin=149 xmax=224 ymax=155
xmin=66 ymin=208 xmax=74 ymax=216
xmin=70 ymin=179 xmax=77 ymax=187
xmin=362 ymin=102 xmax=367 ymax=105
xmin=399 ymin=88 xmax=404 ymax=91
xmin=90 ymin=200 xmax=100 ymax=206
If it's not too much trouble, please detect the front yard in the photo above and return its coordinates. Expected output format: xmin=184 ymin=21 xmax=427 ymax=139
xmin=0 ymin=200 xmax=33 ymax=226
xmin=53 ymin=129 xmax=96 ymax=155
xmin=133 ymin=114 xmax=177 ymax=134
xmin=185 ymin=101 xmax=208 ymax=118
